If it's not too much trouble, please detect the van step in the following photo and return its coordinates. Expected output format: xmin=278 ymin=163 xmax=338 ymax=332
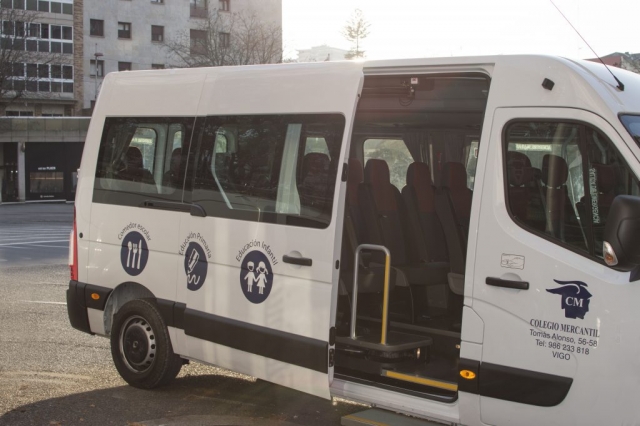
xmin=336 ymin=330 xmax=432 ymax=353
xmin=342 ymin=408 xmax=451 ymax=426
xmin=381 ymin=369 xmax=458 ymax=392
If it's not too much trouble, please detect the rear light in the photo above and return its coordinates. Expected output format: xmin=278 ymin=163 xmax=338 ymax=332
xmin=69 ymin=206 xmax=78 ymax=281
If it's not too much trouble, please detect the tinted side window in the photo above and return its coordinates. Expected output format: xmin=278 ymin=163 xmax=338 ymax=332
xmin=505 ymin=121 xmax=640 ymax=260
xmin=94 ymin=117 xmax=194 ymax=206
xmin=191 ymin=114 xmax=345 ymax=229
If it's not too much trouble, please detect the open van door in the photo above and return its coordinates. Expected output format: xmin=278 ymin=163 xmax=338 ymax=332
xmin=472 ymin=107 xmax=640 ymax=425
xmin=175 ymin=63 xmax=363 ymax=399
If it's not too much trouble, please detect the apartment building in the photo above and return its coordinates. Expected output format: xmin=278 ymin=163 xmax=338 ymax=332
xmin=82 ymin=0 xmax=282 ymax=112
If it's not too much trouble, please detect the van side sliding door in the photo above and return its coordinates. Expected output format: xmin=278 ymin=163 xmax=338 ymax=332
xmin=472 ymin=107 xmax=640 ymax=425
xmin=175 ymin=63 xmax=363 ymax=399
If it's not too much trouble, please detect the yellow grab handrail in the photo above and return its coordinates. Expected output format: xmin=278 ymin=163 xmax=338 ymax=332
xmin=350 ymin=244 xmax=392 ymax=345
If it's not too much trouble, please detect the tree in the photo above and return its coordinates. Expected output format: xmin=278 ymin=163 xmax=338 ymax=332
xmin=0 ymin=7 xmax=64 ymax=108
xmin=164 ymin=9 xmax=282 ymax=68
xmin=342 ymin=9 xmax=370 ymax=60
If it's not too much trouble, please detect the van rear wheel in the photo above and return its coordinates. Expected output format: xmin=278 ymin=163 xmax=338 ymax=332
xmin=110 ymin=299 xmax=182 ymax=389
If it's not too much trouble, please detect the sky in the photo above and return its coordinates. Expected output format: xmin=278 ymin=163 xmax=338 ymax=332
xmin=282 ymin=0 xmax=640 ymax=61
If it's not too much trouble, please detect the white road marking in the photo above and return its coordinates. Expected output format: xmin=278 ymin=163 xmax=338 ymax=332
xmin=0 ymin=239 xmax=68 ymax=247
xmin=19 ymin=300 xmax=67 ymax=305
xmin=0 ymin=235 xmax=69 ymax=243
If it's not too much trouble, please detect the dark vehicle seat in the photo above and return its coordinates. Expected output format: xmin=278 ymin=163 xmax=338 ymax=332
xmin=298 ymin=153 xmax=332 ymax=217
xmin=401 ymin=162 xmax=449 ymax=264
xmin=162 ymin=148 xmax=183 ymax=190
xmin=358 ymin=159 xmax=448 ymax=288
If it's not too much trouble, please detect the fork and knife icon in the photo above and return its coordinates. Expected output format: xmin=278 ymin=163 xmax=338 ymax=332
xmin=126 ymin=239 xmax=143 ymax=269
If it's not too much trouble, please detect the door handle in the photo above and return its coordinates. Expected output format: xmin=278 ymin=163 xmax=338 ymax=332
xmin=283 ymin=254 xmax=312 ymax=267
xmin=486 ymin=277 xmax=529 ymax=290
xmin=140 ymin=200 xmax=191 ymax=212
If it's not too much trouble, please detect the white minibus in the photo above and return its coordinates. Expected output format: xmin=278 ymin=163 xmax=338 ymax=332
xmin=67 ymin=55 xmax=640 ymax=425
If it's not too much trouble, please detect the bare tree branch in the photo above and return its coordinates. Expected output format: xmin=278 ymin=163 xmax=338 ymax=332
xmin=163 ymin=8 xmax=282 ymax=68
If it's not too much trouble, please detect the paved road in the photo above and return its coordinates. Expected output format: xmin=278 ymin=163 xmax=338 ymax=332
xmin=0 ymin=203 xmax=72 ymax=266
xmin=0 ymin=203 xmax=364 ymax=426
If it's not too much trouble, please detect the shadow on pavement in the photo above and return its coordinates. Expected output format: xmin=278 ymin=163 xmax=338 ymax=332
xmin=0 ymin=372 xmax=363 ymax=426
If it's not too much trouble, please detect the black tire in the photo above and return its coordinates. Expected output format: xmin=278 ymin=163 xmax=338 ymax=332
xmin=110 ymin=299 xmax=182 ymax=389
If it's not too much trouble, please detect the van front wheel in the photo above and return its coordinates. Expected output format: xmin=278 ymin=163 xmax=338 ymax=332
xmin=110 ymin=299 xmax=182 ymax=389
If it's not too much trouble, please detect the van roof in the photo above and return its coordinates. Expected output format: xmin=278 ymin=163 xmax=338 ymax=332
xmin=100 ymin=54 xmax=640 ymax=120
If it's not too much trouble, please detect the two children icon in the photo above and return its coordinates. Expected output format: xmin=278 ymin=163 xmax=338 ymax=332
xmin=244 ymin=261 xmax=269 ymax=294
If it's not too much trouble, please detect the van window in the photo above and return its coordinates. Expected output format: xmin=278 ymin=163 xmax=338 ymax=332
xmin=94 ymin=117 xmax=195 ymax=206
xmin=363 ymin=139 xmax=413 ymax=190
xmin=505 ymin=121 xmax=640 ymax=260
xmin=191 ymin=114 xmax=345 ymax=229
xmin=620 ymin=114 xmax=640 ymax=145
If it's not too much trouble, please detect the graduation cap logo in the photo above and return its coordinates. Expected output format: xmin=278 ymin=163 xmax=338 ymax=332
xmin=546 ymin=279 xmax=592 ymax=319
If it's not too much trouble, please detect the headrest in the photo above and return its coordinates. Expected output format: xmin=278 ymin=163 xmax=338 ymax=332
xmin=507 ymin=151 xmax=534 ymax=187
xmin=302 ymin=153 xmax=330 ymax=179
xmin=442 ymin=162 xmax=468 ymax=190
xmin=347 ymin=158 xmax=363 ymax=205
xmin=541 ymin=154 xmax=568 ymax=188
xmin=593 ymin=163 xmax=616 ymax=193
xmin=364 ymin=159 xmax=390 ymax=187
xmin=406 ymin=162 xmax=433 ymax=188
xmin=125 ymin=146 xmax=144 ymax=169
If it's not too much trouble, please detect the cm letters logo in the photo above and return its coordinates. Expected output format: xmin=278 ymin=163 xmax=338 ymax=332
xmin=546 ymin=279 xmax=592 ymax=319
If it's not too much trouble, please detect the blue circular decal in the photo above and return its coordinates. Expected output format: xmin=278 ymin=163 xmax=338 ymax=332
xmin=184 ymin=242 xmax=208 ymax=291
xmin=240 ymin=250 xmax=273 ymax=304
xmin=120 ymin=231 xmax=149 ymax=276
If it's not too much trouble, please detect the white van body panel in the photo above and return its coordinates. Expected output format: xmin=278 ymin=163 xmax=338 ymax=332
xmin=474 ymin=107 xmax=640 ymax=425
xmin=176 ymin=61 xmax=364 ymax=399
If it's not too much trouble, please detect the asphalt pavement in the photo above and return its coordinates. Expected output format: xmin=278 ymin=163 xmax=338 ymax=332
xmin=0 ymin=203 xmax=364 ymax=426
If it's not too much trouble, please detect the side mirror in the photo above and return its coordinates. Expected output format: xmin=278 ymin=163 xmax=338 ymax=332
xmin=603 ymin=195 xmax=640 ymax=274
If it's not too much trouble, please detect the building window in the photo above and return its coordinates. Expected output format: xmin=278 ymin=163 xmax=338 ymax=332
xmin=190 ymin=0 xmax=207 ymax=18
xmin=118 ymin=62 xmax=132 ymax=72
xmin=90 ymin=59 xmax=104 ymax=77
xmin=151 ymin=25 xmax=164 ymax=42
xmin=90 ymin=19 xmax=104 ymax=37
xmin=190 ymin=29 xmax=207 ymax=55
xmin=151 ymin=63 xmax=165 ymax=69
xmin=219 ymin=31 xmax=230 ymax=48
xmin=151 ymin=0 xmax=164 ymax=3
xmin=118 ymin=22 xmax=131 ymax=39
xmin=50 ymin=1 xmax=60 ymax=13
xmin=38 ymin=1 xmax=49 ymax=12
xmin=219 ymin=0 xmax=229 ymax=11
xmin=6 ymin=111 xmax=34 ymax=117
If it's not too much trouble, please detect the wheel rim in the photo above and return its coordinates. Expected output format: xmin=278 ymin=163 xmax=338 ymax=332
xmin=119 ymin=315 xmax=157 ymax=373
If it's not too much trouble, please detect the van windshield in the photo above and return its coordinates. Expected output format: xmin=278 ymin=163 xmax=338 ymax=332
xmin=620 ymin=115 xmax=640 ymax=145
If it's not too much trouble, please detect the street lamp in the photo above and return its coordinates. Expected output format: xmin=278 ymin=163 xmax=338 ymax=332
xmin=93 ymin=49 xmax=104 ymax=110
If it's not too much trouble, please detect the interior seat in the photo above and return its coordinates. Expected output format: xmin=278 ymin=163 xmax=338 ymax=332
xmin=401 ymin=162 xmax=449 ymax=264
xmin=162 ymin=148 xmax=183 ymax=190
xmin=358 ymin=159 xmax=448 ymax=319
xmin=506 ymin=151 xmax=546 ymax=226
xmin=298 ymin=152 xmax=332 ymax=218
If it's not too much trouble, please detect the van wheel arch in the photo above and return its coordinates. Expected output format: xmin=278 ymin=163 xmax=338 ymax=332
xmin=103 ymin=282 xmax=156 ymax=336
